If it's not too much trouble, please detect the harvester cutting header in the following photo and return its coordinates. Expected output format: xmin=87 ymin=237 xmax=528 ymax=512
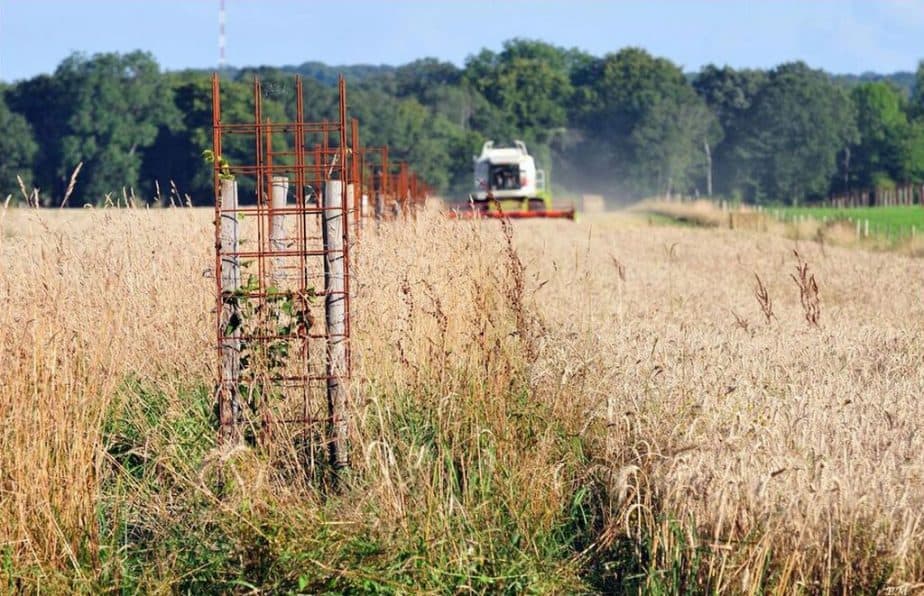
xmin=451 ymin=140 xmax=576 ymax=220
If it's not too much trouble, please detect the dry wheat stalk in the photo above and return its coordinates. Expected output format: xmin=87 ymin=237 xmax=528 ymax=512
xmin=16 ymin=174 xmax=32 ymax=207
xmin=731 ymin=309 xmax=751 ymax=333
xmin=59 ymin=162 xmax=83 ymax=208
xmin=610 ymin=254 xmax=627 ymax=282
xmin=791 ymin=250 xmax=820 ymax=325
xmin=753 ymin=272 xmax=774 ymax=324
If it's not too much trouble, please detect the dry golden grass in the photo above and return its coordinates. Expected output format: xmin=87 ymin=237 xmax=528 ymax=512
xmin=2 ymin=204 xmax=924 ymax=591
xmin=0 ymin=208 xmax=212 ymax=574
xmin=536 ymin=215 xmax=924 ymax=591
xmin=632 ymin=198 xmax=735 ymax=227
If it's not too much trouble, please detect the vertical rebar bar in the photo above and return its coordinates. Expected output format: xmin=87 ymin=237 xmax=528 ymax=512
xmin=351 ymin=118 xmax=361 ymax=239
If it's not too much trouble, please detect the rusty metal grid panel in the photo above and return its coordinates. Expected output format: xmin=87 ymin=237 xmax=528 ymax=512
xmin=210 ymin=74 xmax=355 ymax=456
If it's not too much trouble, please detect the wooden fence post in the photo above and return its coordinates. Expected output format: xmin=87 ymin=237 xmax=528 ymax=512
xmin=323 ymin=180 xmax=349 ymax=469
xmin=270 ymin=176 xmax=288 ymax=288
xmin=220 ymin=178 xmax=241 ymax=439
xmin=375 ymin=189 xmax=384 ymax=221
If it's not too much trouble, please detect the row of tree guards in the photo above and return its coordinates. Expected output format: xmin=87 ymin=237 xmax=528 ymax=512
xmin=211 ymin=74 xmax=429 ymax=470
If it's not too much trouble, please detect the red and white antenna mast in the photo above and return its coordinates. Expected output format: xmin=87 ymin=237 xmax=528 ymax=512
xmin=218 ymin=0 xmax=227 ymax=70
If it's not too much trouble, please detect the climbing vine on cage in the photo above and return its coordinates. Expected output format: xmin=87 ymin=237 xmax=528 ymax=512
xmin=203 ymin=149 xmax=235 ymax=181
xmin=223 ymin=274 xmax=317 ymax=428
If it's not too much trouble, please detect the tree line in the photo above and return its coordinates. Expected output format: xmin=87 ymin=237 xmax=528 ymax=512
xmin=2 ymin=39 xmax=924 ymax=206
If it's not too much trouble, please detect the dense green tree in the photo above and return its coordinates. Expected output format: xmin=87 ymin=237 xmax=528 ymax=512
xmin=849 ymin=82 xmax=916 ymax=189
xmin=572 ymin=48 xmax=716 ymax=196
xmin=143 ymin=72 xmax=290 ymax=204
xmin=4 ymin=42 xmax=923 ymax=205
xmin=53 ymin=51 xmax=180 ymax=204
xmin=907 ymin=62 xmax=924 ymax=185
xmin=393 ymin=59 xmax=461 ymax=99
xmin=139 ymin=73 xmax=216 ymax=203
xmin=6 ymin=75 xmax=73 ymax=204
xmin=736 ymin=62 xmax=858 ymax=203
xmin=694 ymin=66 xmax=768 ymax=128
xmin=0 ymin=92 xmax=39 ymax=199
xmin=833 ymin=71 xmax=916 ymax=97
xmin=464 ymin=39 xmax=574 ymax=136
xmin=911 ymin=60 xmax=924 ymax=118
xmin=905 ymin=121 xmax=924 ymax=183
xmin=284 ymin=61 xmax=394 ymax=86
xmin=349 ymin=88 xmax=466 ymax=191
xmin=693 ymin=66 xmax=767 ymax=195
xmin=416 ymin=83 xmax=515 ymax=144
xmin=631 ymin=96 xmax=720 ymax=196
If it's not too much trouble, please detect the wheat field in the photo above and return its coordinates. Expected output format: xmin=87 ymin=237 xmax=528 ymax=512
xmin=2 ymin=205 xmax=923 ymax=592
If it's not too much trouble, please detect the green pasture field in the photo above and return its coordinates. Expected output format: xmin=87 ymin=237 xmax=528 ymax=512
xmin=776 ymin=205 xmax=924 ymax=227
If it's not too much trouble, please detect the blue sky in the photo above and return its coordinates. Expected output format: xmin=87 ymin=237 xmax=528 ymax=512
xmin=1 ymin=0 xmax=922 ymax=82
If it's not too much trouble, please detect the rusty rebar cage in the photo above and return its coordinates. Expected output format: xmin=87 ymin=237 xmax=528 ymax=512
xmin=211 ymin=74 xmax=355 ymax=460
xmin=359 ymin=146 xmax=389 ymax=220
xmin=389 ymin=162 xmax=423 ymax=218
xmin=353 ymin=149 xmax=429 ymax=221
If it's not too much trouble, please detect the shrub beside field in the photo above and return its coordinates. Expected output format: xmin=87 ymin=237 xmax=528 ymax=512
xmin=2 ymin=207 xmax=924 ymax=592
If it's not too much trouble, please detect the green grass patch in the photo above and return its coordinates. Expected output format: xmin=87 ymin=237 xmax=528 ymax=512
xmin=776 ymin=205 xmax=924 ymax=228
xmin=80 ymin=378 xmax=625 ymax=593
xmin=0 ymin=373 xmax=791 ymax=593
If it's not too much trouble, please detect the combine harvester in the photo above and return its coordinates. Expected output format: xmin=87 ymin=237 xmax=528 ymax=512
xmin=450 ymin=140 xmax=576 ymax=220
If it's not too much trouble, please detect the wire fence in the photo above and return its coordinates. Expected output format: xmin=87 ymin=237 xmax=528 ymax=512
xmin=770 ymin=209 xmax=922 ymax=242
